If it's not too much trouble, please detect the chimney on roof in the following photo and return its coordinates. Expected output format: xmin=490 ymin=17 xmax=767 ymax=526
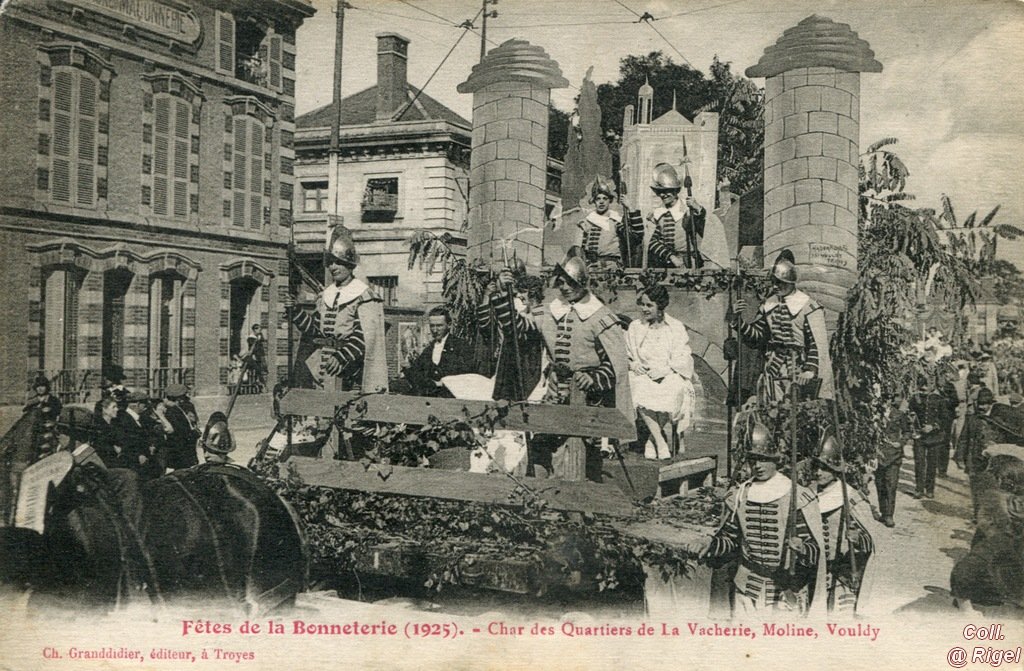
xmin=376 ymin=32 xmax=410 ymax=121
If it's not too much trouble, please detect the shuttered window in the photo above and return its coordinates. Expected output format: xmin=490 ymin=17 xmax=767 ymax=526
xmin=215 ymin=11 xmax=235 ymax=76
xmin=151 ymin=95 xmax=193 ymax=218
xmin=50 ymin=68 xmax=98 ymax=207
xmin=268 ymin=34 xmax=282 ymax=90
xmin=230 ymin=115 xmax=264 ymax=228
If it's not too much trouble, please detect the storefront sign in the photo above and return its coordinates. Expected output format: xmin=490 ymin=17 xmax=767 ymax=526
xmin=72 ymin=0 xmax=201 ymax=44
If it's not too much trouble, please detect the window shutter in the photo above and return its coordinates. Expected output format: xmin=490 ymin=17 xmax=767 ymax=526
xmin=76 ymin=75 xmax=97 ymax=206
xmin=153 ymin=96 xmax=170 ymax=215
xmin=173 ymin=100 xmax=189 ymax=217
xmin=251 ymin=122 xmax=264 ymax=228
xmin=268 ymin=35 xmax=283 ymax=91
xmin=232 ymin=117 xmax=247 ymax=227
xmin=51 ymin=71 xmax=73 ymax=203
xmin=215 ymin=12 xmax=235 ymax=76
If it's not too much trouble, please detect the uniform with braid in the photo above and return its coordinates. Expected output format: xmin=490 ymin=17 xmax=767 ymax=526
xmin=579 ymin=210 xmax=625 ymax=267
xmin=475 ymin=293 xmax=545 ymax=402
xmin=528 ymin=292 xmax=632 ymax=479
xmin=705 ymin=472 xmax=825 ymax=616
xmin=817 ymin=480 xmax=874 ymax=614
xmin=645 ymin=201 xmax=706 ymax=269
xmin=736 ymin=289 xmax=834 ymax=402
xmin=292 ymin=278 xmax=387 ymax=393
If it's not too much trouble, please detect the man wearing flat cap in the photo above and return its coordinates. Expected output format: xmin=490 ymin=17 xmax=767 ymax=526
xmin=115 ymin=390 xmax=163 ymax=480
xmin=154 ymin=384 xmax=199 ymax=470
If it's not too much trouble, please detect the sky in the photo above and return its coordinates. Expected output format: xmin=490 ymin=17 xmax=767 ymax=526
xmin=294 ymin=0 xmax=1024 ymax=267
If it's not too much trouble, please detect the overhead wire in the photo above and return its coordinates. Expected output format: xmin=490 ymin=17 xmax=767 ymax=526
xmin=607 ymin=0 xmax=695 ymax=68
xmin=353 ymin=6 xmax=451 ymax=26
xmin=394 ymin=7 xmax=483 ymax=121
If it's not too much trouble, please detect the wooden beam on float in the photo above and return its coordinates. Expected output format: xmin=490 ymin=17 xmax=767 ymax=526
xmin=278 ymin=389 xmax=638 ymax=441
xmin=280 ymin=456 xmax=638 ymax=517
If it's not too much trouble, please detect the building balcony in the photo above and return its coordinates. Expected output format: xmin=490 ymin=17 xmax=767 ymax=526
xmin=361 ymin=193 xmax=399 ymax=223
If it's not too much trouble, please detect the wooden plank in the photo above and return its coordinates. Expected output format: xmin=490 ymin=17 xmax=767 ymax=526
xmin=282 ymin=456 xmax=638 ymax=518
xmin=613 ymin=518 xmax=711 ymax=551
xmin=658 ymin=457 xmax=716 ymax=483
xmin=279 ymin=389 xmax=638 ymax=441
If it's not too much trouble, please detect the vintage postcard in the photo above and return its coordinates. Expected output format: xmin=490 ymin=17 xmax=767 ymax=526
xmin=0 ymin=0 xmax=1022 ymax=669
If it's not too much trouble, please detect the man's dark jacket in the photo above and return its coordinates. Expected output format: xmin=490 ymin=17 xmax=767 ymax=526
xmin=404 ymin=335 xmax=476 ymax=397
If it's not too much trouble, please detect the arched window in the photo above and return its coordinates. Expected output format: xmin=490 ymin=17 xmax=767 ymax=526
xmin=149 ymin=271 xmax=185 ymax=376
xmin=223 ymin=96 xmax=275 ymax=230
xmin=38 ymin=44 xmax=112 ymax=208
xmin=50 ymin=67 xmax=99 ymax=206
xmin=41 ymin=266 xmax=84 ymax=372
xmin=142 ymin=74 xmax=202 ymax=220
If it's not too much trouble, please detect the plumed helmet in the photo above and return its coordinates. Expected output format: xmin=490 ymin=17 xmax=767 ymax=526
xmin=326 ymin=226 xmax=358 ymax=268
xmin=771 ymin=249 xmax=798 ymax=284
xmin=201 ymin=412 xmax=236 ymax=455
xmin=746 ymin=421 xmax=781 ymax=461
xmin=588 ymin=175 xmax=617 ymax=202
xmin=650 ymin=163 xmax=682 ymax=192
xmin=553 ymin=255 xmax=590 ymax=289
xmin=815 ymin=433 xmax=846 ymax=472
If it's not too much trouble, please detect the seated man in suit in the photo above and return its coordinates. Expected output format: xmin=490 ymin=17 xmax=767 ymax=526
xmin=404 ymin=306 xmax=476 ymax=397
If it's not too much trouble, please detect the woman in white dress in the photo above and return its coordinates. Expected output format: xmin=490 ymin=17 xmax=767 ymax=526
xmin=626 ymin=285 xmax=696 ymax=460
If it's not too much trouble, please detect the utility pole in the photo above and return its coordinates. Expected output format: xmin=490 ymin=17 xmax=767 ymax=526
xmin=328 ymin=0 xmax=346 ymax=217
xmin=480 ymin=0 xmax=497 ymax=61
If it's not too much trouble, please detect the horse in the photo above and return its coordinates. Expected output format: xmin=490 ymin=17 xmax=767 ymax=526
xmin=0 ymin=457 xmax=307 ymax=616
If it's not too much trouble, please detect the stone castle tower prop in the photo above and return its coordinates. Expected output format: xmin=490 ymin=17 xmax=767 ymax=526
xmin=458 ymin=40 xmax=568 ymax=271
xmin=746 ymin=15 xmax=882 ymax=317
xmin=620 ymin=86 xmax=718 ymax=221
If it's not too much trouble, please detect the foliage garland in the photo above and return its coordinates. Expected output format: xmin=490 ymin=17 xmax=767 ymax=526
xmin=252 ymin=455 xmax=718 ymax=593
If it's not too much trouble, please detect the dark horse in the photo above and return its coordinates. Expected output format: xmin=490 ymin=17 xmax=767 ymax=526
xmin=1 ymin=456 xmax=307 ymax=615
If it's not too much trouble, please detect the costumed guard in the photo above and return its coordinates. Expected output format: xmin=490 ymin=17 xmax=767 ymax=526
xmin=577 ymin=176 xmax=633 ymax=270
xmin=644 ymin=163 xmax=708 ymax=269
xmin=530 ymin=257 xmax=632 ymax=480
xmin=475 ymin=270 xmax=547 ymax=402
xmin=732 ymin=250 xmax=833 ymax=404
xmin=815 ymin=435 xmax=874 ymax=615
xmin=288 ymin=227 xmax=388 ymax=394
xmin=700 ymin=423 xmax=825 ymax=617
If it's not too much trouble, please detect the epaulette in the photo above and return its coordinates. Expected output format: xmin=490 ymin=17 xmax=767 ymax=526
xmin=796 ymin=487 xmax=818 ymax=508
xmin=594 ymin=311 xmax=621 ymax=332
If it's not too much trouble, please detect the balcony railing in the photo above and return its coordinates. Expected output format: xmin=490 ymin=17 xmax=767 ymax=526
xmin=361 ymin=192 xmax=398 ymax=222
xmin=147 ymin=367 xmax=193 ymax=398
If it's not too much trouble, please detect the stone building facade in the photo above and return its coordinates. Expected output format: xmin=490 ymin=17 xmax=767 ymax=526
xmin=293 ymin=33 xmax=473 ymax=313
xmin=0 ymin=0 xmax=315 ymax=407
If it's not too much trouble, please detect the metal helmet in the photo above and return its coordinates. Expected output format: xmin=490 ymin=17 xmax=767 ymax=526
xmin=771 ymin=257 xmax=797 ymax=284
xmin=815 ymin=434 xmax=846 ymax=472
xmin=588 ymin=175 xmax=617 ymax=203
xmin=326 ymin=226 xmax=358 ymax=268
xmin=553 ymin=256 xmax=590 ymax=289
xmin=201 ymin=413 xmax=236 ymax=455
xmin=746 ymin=421 xmax=779 ymax=460
xmin=650 ymin=163 xmax=682 ymax=192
